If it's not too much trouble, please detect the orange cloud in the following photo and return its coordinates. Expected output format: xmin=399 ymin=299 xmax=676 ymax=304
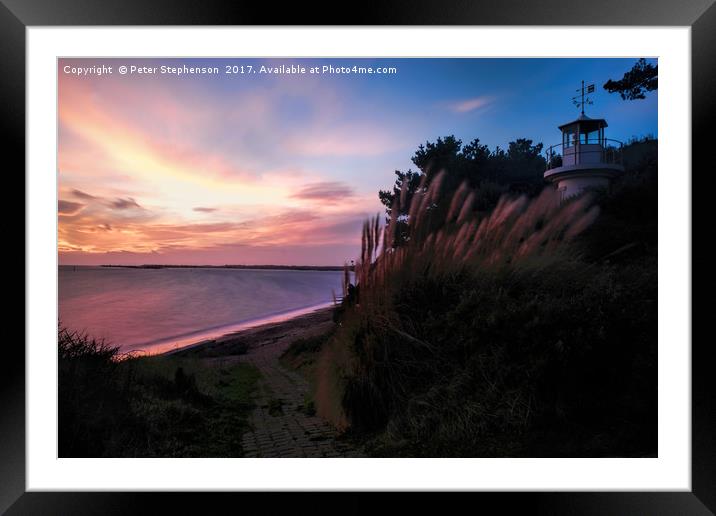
xmin=58 ymin=200 xmax=85 ymax=216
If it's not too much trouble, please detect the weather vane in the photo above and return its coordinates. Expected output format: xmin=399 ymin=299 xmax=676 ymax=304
xmin=572 ymin=80 xmax=595 ymax=115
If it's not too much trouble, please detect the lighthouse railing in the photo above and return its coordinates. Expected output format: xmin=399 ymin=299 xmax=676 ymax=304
xmin=545 ymin=138 xmax=624 ymax=171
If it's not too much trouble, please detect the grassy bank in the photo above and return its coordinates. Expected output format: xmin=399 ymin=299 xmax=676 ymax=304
xmin=59 ymin=328 xmax=260 ymax=457
xmin=279 ymin=330 xmax=337 ymax=418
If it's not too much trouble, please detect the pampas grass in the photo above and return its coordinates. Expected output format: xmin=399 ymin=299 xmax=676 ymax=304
xmin=351 ymin=172 xmax=599 ymax=312
xmin=315 ymin=176 xmax=602 ymax=437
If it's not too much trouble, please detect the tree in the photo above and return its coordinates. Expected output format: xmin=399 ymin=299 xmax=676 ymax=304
xmin=378 ymin=169 xmax=425 ymax=244
xmin=379 ymin=136 xmax=492 ymax=224
xmin=412 ymin=135 xmax=464 ymax=178
xmin=378 ymin=169 xmax=424 ymax=217
xmin=503 ymin=138 xmax=546 ymax=189
xmin=378 ymin=136 xmax=548 ymax=246
xmin=603 ymin=58 xmax=658 ymax=100
xmin=379 ymin=136 xmax=472 ymax=245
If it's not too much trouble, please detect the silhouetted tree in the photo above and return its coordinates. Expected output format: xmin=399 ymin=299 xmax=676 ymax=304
xmin=412 ymin=135 xmax=468 ymax=193
xmin=503 ymin=138 xmax=546 ymax=190
xmin=603 ymin=58 xmax=658 ymax=100
xmin=378 ymin=169 xmax=425 ymax=244
xmin=378 ymin=169 xmax=424 ymax=219
xmin=379 ymin=136 xmax=547 ymax=244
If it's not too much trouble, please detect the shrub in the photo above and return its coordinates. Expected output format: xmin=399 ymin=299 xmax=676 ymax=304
xmin=58 ymin=327 xmax=259 ymax=457
xmin=58 ymin=328 xmax=140 ymax=457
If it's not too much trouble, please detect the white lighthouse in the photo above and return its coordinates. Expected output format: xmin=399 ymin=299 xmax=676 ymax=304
xmin=545 ymin=81 xmax=624 ymax=200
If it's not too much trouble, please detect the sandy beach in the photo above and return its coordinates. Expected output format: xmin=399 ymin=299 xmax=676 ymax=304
xmin=168 ymin=306 xmax=335 ymax=358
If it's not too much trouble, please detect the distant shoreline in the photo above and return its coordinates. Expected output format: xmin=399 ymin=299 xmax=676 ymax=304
xmin=95 ymin=264 xmax=353 ymax=272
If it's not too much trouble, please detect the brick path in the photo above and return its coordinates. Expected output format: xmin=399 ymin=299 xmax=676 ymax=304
xmin=236 ymin=336 xmax=363 ymax=458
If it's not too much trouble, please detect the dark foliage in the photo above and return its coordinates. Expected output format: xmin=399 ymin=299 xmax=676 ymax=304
xmin=58 ymin=328 xmax=258 ymax=457
xmin=603 ymin=58 xmax=658 ymax=100
xmin=58 ymin=329 xmax=136 ymax=457
xmin=378 ymin=136 xmax=546 ymax=245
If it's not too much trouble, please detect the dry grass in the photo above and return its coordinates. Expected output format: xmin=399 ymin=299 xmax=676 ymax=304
xmin=317 ymin=176 xmax=601 ymax=436
xmin=346 ymin=173 xmax=600 ymax=333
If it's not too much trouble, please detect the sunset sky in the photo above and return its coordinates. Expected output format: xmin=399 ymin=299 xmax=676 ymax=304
xmin=58 ymin=58 xmax=658 ymax=265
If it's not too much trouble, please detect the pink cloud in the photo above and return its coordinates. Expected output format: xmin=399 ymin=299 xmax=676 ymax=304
xmin=290 ymin=181 xmax=355 ymax=203
xmin=447 ymin=96 xmax=493 ymax=113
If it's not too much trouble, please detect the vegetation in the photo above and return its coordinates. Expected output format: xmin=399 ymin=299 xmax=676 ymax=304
xmin=280 ymin=331 xmax=336 ymax=419
xmin=603 ymin=58 xmax=658 ymax=100
xmin=307 ymin=137 xmax=657 ymax=457
xmin=379 ymin=136 xmax=546 ymax=246
xmin=281 ymin=332 xmax=335 ymax=373
xmin=58 ymin=328 xmax=260 ymax=457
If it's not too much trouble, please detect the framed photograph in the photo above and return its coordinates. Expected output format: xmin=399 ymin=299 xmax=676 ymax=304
xmin=5 ymin=0 xmax=712 ymax=513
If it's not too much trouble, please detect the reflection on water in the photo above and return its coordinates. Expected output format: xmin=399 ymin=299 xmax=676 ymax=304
xmin=58 ymin=266 xmax=343 ymax=353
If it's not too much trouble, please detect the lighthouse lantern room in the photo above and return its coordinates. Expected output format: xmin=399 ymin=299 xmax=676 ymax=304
xmin=545 ymin=81 xmax=624 ymax=199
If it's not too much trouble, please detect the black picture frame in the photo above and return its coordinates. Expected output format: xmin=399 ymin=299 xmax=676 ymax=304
xmin=3 ymin=0 xmax=712 ymax=513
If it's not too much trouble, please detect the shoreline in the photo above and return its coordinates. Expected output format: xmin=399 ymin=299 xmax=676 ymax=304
xmin=160 ymin=305 xmax=336 ymax=358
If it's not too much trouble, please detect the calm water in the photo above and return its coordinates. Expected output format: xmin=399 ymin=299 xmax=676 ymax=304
xmin=58 ymin=266 xmax=344 ymax=353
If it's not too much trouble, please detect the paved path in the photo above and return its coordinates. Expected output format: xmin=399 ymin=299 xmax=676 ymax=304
xmin=234 ymin=334 xmax=362 ymax=458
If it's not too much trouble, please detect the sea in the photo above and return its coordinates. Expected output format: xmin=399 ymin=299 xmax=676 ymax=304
xmin=58 ymin=266 xmax=345 ymax=354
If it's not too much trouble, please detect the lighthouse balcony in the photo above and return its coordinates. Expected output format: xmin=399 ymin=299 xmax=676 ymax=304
xmin=544 ymin=138 xmax=624 ymax=180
